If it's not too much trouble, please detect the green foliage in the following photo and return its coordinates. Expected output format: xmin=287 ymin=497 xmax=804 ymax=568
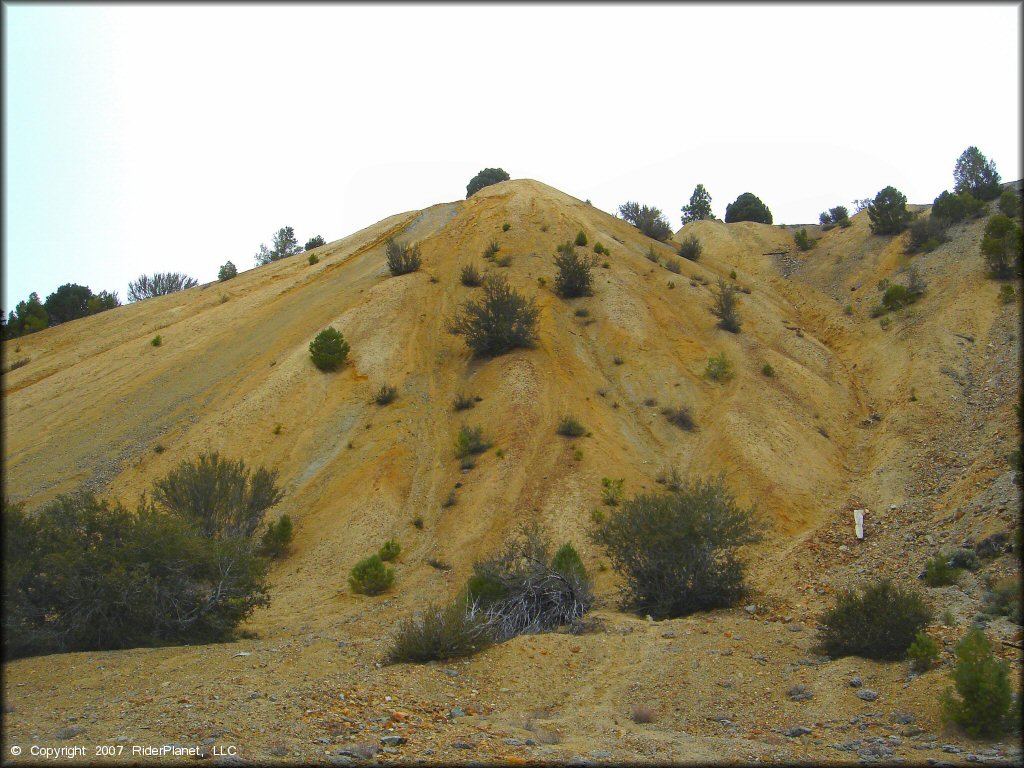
xmin=556 ymin=416 xmax=587 ymax=437
xmin=447 ymin=274 xmax=540 ymax=356
xmin=254 ymin=226 xmax=301 ymax=265
xmin=591 ymin=477 xmax=763 ymax=619
xmin=999 ymin=284 xmax=1016 ymax=304
xmin=495 ymin=253 xmax=512 ymax=268
xmin=304 ymin=235 xmax=325 ymax=251
xmin=662 ymin=405 xmax=695 ymax=431
xmin=998 ymin=189 xmax=1021 ymax=218
xmin=4 ymin=292 xmax=48 ymax=338
xmin=460 ymin=263 xmax=482 ymax=287
xmin=128 ymin=273 xmax=199 ymax=302
xmin=3 ymin=493 xmax=269 ymax=659
xmin=820 ymin=206 xmax=850 ymax=230
xmin=932 ymin=189 xmax=987 ymax=223
xmin=982 ymin=575 xmax=1021 ymax=624
xmin=665 ymin=259 xmax=682 ymax=274
xmin=150 ymin=335 xmax=162 ymax=347
xmin=42 ymin=283 xmax=118 ymax=325
xmin=762 ymin=363 xmax=775 ymax=377
xmin=981 ymin=214 xmax=1023 ymax=278
xmin=452 ymin=392 xmax=476 ymax=411
xmin=618 ymin=201 xmax=674 ymax=241
xmin=645 ymin=245 xmax=660 ymax=263
xmin=601 ymin=477 xmax=624 ymax=506
xmin=307 ymin=253 xmax=319 ymax=265
xmin=882 ymin=284 xmax=913 ymax=311
xmin=907 ymin=630 xmax=940 ymax=673
xmin=379 ymin=539 xmax=401 ymax=562
xmin=502 ymin=222 xmax=511 ymax=232
xmin=466 ymin=167 xmax=510 ymax=198
xmin=724 ymin=192 xmax=773 ymax=224
xmin=551 ymin=543 xmax=588 ymax=584
xmin=260 ymin=514 xmax=293 ymax=558
xmin=454 ymin=425 xmax=491 ymax=459
xmin=794 ymin=228 xmax=816 ymax=251
xmin=923 ymin=553 xmax=960 ymax=586
xmin=553 ymin=243 xmax=596 ymax=298
xmin=906 ymin=215 xmax=948 ymax=254
xmin=593 ymin=242 xmax=607 ymax=255
xmin=942 ymin=628 xmax=1015 ymax=737
xmin=374 ymin=384 xmax=398 ymax=405
xmin=153 ymin=451 xmax=284 ymax=540
xmin=817 ymin=579 xmax=931 ymax=660
xmin=574 ymin=229 xmax=588 ymax=247
xmin=309 ymin=327 xmax=350 ymax=371
xmin=705 ymin=352 xmax=733 ymax=382
xmin=385 ymin=238 xmax=422 ymax=276
xmin=711 ymin=279 xmax=741 ymax=333
xmin=867 ymin=186 xmax=912 ymax=235
xmin=680 ymin=184 xmax=714 ymax=224
xmin=385 ymin=600 xmax=493 ymax=663
xmin=678 ymin=235 xmax=702 ymax=261
xmin=348 ymin=554 xmax=394 ymax=595
xmin=484 ymin=240 xmax=501 ymax=260
xmin=218 ymin=261 xmax=238 ymax=281
xmin=953 ymin=146 xmax=1001 ymax=202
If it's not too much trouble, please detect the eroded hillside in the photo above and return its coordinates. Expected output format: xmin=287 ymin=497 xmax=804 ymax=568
xmin=2 ymin=179 xmax=1020 ymax=764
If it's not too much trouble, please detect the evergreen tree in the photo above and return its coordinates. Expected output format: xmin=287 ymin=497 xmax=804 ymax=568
xmin=867 ymin=186 xmax=912 ymax=235
xmin=466 ymin=168 xmax=510 ymax=198
xmin=254 ymin=226 xmax=301 ymax=265
xmin=680 ymin=184 xmax=714 ymax=224
xmin=954 ymin=146 xmax=1001 ymax=202
xmin=724 ymin=193 xmax=773 ymax=224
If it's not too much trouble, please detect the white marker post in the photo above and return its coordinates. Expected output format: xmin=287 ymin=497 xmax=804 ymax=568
xmin=853 ymin=509 xmax=865 ymax=540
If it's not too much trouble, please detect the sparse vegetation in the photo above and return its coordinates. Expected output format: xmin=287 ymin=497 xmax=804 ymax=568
xmin=128 ymin=273 xmax=199 ymax=302
xmin=553 ymin=242 xmax=596 ymax=298
xmin=591 ymin=477 xmax=763 ymax=619
xmin=460 ymin=263 xmax=482 ymax=287
xmin=662 ymin=405 xmax=695 ymax=431
xmin=379 ymin=539 xmax=401 ymax=562
xmin=348 ymin=554 xmax=394 ymax=595
xmin=374 ymin=384 xmax=398 ymax=406
xmin=819 ymin=206 xmax=851 ymax=230
xmin=386 ymin=600 xmax=493 ymax=663
xmin=304 ymin=235 xmax=325 ymax=251
xmin=711 ymin=279 xmax=741 ymax=333
xmin=260 ymin=514 xmax=294 ymax=558
xmin=631 ymin=705 xmax=658 ymax=724
xmin=705 ymin=352 xmax=733 ymax=382
xmin=502 ymin=222 xmax=511 ymax=232
xmin=593 ymin=242 xmax=608 ymax=256
xmin=150 ymin=335 xmax=162 ymax=347
xmin=999 ymin=284 xmax=1016 ymax=304
xmin=817 ymin=579 xmax=931 ymax=661
xmin=981 ymin=213 xmax=1022 ymax=278
xmin=982 ymin=575 xmax=1021 ymax=624
xmin=447 ymin=274 xmax=539 ymax=356
xmin=618 ymin=201 xmax=674 ymax=241
xmin=941 ymin=628 xmax=1016 ymax=737
xmin=452 ymin=392 xmax=476 ymax=411
xmin=556 ymin=416 xmax=587 ymax=437
xmin=495 ymin=253 xmax=512 ymax=268
xmin=218 ymin=261 xmax=238 ymax=281
xmin=309 ymin=327 xmax=350 ymax=371
xmin=254 ymin=226 xmax=301 ymax=265
xmin=794 ymin=228 xmax=816 ymax=251
xmin=574 ymin=229 xmax=588 ymax=247
xmin=484 ymin=240 xmax=501 ymax=259
xmin=678 ymin=235 xmax=702 ymax=261
xmin=762 ymin=363 xmax=775 ymax=377
xmin=601 ymin=477 xmax=624 ymax=506
xmin=454 ymin=425 xmax=491 ymax=459
xmin=998 ymin=189 xmax=1021 ymax=218
xmin=680 ymin=184 xmax=714 ymax=224
xmin=907 ymin=630 xmax=940 ymax=673
xmin=385 ymin=238 xmax=422 ymax=276
xmin=906 ymin=215 xmax=948 ymax=254
xmin=665 ymin=259 xmax=682 ymax=274
xmin=645 ymin=245 xmax=660 ymax=264
xmin=307 ymin=253 xmax=319 ymax=265
xmin=923 ymin=553 xmax=961 ymax=586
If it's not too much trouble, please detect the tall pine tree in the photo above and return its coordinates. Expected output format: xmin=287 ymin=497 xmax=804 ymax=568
xmin=681 ymin=184 xmax=714 ymax=224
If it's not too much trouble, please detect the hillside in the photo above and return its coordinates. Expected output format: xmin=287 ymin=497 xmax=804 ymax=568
xmin=2 ymin=179 xmax=1021 ymax=765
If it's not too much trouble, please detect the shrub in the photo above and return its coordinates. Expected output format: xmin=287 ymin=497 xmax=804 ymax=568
xmin=466 ymin=167 xmax=510 ymax=198
xmin=379 ymin=538 xmax=401 ymax=562
xmin=656 ymin=465 xmax=684 ymax=492
xmin=593 ymin=242 xmax=607 ymax=255
xmin=906 ymin=215 xmax=948 ymax=254
xmin=502 ymin=222 xmax=511 ymax=232
xmin=551 ymin=543 xmax=588 ymax=584
xmin=464 ymin=525 xmax=593 ymax=641
xmin=349 ymin=554 xmax=394 ymax=595
xmin=4 ymin=292 xmax=49 ymax=337
xmin=153 ymin=451 xmax=284 ymax=540
xmin=556 ymin=416 xmax=587 ymax=437
xmin=820 ymin=205 xmax=850 ymax=230
xmin=3 ymin=493 xmax=269 ymax=659
xmin=374 ymin=384 xmax=398 ymax=405
xmin=882 ymin=284 xmax=913 ymax=311
xmin=574 ymin=307 xmax=590 ymax=317
xmin=680 ymin=184 xmax=714 ymax=224
xmin=998 ymin=189 xmax=1020 ymax=218
xmin=762 ymin=363 xmax=775 ymax=377
xmin=618 ymin=202 xmax=674 ymax=241
xmin=304 ymin=235 xmax=325 ymax=251
xmin=953 ymin=146 xmax=1002 ymax=202
xmin=631 ymin=705 xmax=658 ymax=724
xmin=645 ymin=245 xmax=660 ymax=263
xmin=151 ymin=335 xmax=162 ymax=347
xmin=386 ymin=600 xmax=493 ymax=663
xmin=724 ymin=192 xmax=773 ymax=224
xmin=665 ymin=259 xmax=682 ymax=274
xmin=484 ymin=240 xmax=501 ymax=259
xmin=260 ymin=514 xmax=293 ymax=558
xmin=923 ymin=553 xmax=960 ymax=586
xmin=907 ymin=630 xmax=941 ymax=673
xmin=816 ymin=579 xmax=931 ymax=660
xmin=42 ymin=283 xmax=113 ymax=324
xmin=447 ymin=274 xmax=539 ymax=356
xmin=591 ymin=477 xmax=763 ymax=619
xmin=794 ymin=228 xmax=816 ymax=251
xmin=678 ymin=235 xmax=702 ymax=261
xmin=999 ymin=284 xmax=1016 ymax=304
xmin=385 ymin=238 xmax=422 ymax=275
xmin=496 ymin=253 xmax=512 ymax=267
xmin=662 ymin=405 xmax=695 ymax=430
xmin=307 ymin=253 xmax=319 ymax=265
xmin=452 ymin=392 xmax=476 ymax=411
xmin=309 ymin=327 xmax=350 ymax=371
xmin=601 ymin=477 xmax=624 ymax=506
xmin=932 ymin=189 xmax=987 ymax=224
xmin=460 ymin=263 xmax=482 ymax=287
xmin=128 ymin=273 xmax=199 ymax=302
xmin=981 ymin=214 xmax=1023 ymax=278
xmin=941 ymin=628 xmax=1016 ymax=737
xmin=254 ymin=227 xmax=301 ymax=265
xmin=982 ymin=575 xmax=1022 ymax=624
xmin=711 ymin=279 xmax=741 ymax=333
xmin=454 ymin=425 xmax=491 ymax=459
xmin=553 ymin=243 xmax=596 ymax=297
xmin=867 ymin=186 xmax=912 ymax=235
xmin=574 ymin=229 xmax=588 ymax=247
xmin=705 ymin=352 xmax=733 ymax=382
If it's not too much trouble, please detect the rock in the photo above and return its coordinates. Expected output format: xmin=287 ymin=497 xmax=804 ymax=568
xmin=268 ymin=745 xmax=288 ymax=757
xmin=975 ymin=532 xmax=1010 ymax=559
xmin=892 ymin=711 xmax=916 ymax=724
xmin=524 ymin=738 xmax=538 ymax=746
xmin=232 ymin=652 xmax=251 ymax=657
xmin=787 ymin=685 xmax=814 ymax=702
xmin=336 ymin=743 xmax=378 ymax=759
xmin=786 ymin=623 xmax=803 ymax=632
xmin=55 ymin=726 xmax=84 ymax=740
xmin=857 ymin=689 xmax=879 ymax=701
xmin=452 ymin=741 xmax=474 ymax=749
xmin=940 ymin=744 xmax=961 ymax=754
xmin=449 ymin=706 xmax=466 ymax=718
xmin=849 ymin=676 xmax=863 ymax=688
xmin=661 ymin=631 xmax=676 ymax=638
xmin=442 ymin=668 xmax=460 ymax=677
xmin=744 ymin=605 xmax=757 ymax=615
xmin=902 ymin=726 xmax=924 ymax=738
xmin=380 ymin=736 xmax=405 ymax=747
xmin=785 ymin=726 xmax=812 ymax=737
xmin=503 ymin=738 xmax=526 ymax=747
xmin=591 ymin=750 xmax=612 ymax=758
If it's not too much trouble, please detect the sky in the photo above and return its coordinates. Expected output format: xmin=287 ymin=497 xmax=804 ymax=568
xmin=3 ymin=2 xmax=1021 ymax=313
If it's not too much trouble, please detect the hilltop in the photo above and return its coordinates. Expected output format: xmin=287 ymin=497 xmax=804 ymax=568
xmin=2 ymin=179 xmax=1021 ymax=764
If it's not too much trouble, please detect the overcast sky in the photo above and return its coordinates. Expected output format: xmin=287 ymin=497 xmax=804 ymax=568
xmin=3 ymin=2 xmax=1021 ymax=312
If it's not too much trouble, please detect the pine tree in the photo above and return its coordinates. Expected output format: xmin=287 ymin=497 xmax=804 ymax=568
xmin=681 ymin=184 xmax=714 ymax=224
xmin=953 ymin=146 xmax=1001 ymax=202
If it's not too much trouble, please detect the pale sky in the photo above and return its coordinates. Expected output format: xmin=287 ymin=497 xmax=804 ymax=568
xmin=3 ymin=2 xmax=1021 ymax=312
